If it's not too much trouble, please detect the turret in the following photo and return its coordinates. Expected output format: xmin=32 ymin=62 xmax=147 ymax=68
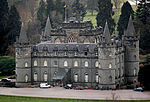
xmin=41 ymin=16 xmax=52 ymax=42
xmin=15 ymin=22 xmax=32 ymax=87
xmin=97 ymin=21 xmax=116 ymax=89
xmin=123 ymin=16 xmax=139 ymax=85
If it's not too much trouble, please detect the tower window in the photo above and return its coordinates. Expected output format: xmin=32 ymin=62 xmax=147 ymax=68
xmin=109 ymin=63 xmax=112 ymax=68
xmin=84 ymin=61 xmax=89 ymax=67
xmin=25 ymin=62 xmax=28 ymax=68
xmin=96 ymin=73 xmax=99 ymax=83
xmin=95 ymin=61 xmax=99 ymax=67
xmin=34 ymin=60 xmax=38 ymax=67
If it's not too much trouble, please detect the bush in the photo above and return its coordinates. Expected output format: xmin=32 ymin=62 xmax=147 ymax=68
xmin=0 ymin=56 xmax=15 ymax=76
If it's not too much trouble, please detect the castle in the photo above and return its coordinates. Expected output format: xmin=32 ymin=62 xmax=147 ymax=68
xmin=15 ymin=16 xmax=139 ymax=89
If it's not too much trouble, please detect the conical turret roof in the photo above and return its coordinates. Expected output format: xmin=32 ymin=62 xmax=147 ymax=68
xmin=19 ymin=23 xmax=28 ymax=43
xmin=103 ymin=21 xmax=111 ymax=43
xmin=126 ymin=15 xmax=136 ymax=36
xmin=44 ymin=16 xmax=51 ymax=37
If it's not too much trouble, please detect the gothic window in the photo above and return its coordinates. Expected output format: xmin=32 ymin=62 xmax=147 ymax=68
xmin=84 ymin=61 xmax=89 ymax=67
xmin=74 ymin=61 xmax=78 ymax=67
xmin=44 ymin=60 xmax=47 ymax=67
xmin=55 ymin=38 xmax=61 ymax=43
xmin=34 ymin=72 xmax=37 ymax=81
xmin=54 ymin=60 xmax=58 ymax=66
xmin=25 ymin=74 xmax=28 ymax=82
xmin=84 ymin=38 xmax=90 ymax=43
xmin=64 ymin=61 xmax=68 ymax=67
xmin=44 ymin=72 xmax=48 ymax=81
xmin=25 ymin=62 xmax=28 ymax=68
xmin=34 ymin=60 xmax=38 ymax=67
xmin=85 ymin=73 xmax=88 ymax=82
xmin=74 ymin=74 xmax=78 ymax=82
xmin=95 ymin=61 xmax=99 ymax=67
xmin=109 ymin=63 xmax=112 ymax=68
xmin=96 ymin=73 xmax=99 ymax=83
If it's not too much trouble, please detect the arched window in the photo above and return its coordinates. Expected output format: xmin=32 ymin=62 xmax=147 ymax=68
xmin=109 ymin=63 xmax=112 ymax=68
xmin=84 ymin=38 xmax=90 ymax=43
xmin=74 ymin=74 xmax=78 ymax=82
xmin=25 ymin=62 xmax=28 ymax=68
xmin=85 ymin=73 xmax=88 ymax=82
xmin=44 ymin=72 xmax=48 ymax=81
xmin=55 ymin=38 xmax=61 ymax=43
xmin=74 ymin=61 xmax=78 ymax=67
xmin=34 ymin=60 xmax=38 ymax=67
xmin=85 ymin=61 xmax=89 ymax=67
xmin=95 ymin=61 xmax=99 ymax=67
xmin=44 ymin=60 xmax=47 ymax=67
xmin=96 ymin=73 xmax=99 ymax=83
xmin=64 ymin=61 xmax=68 ymax=67
xmin=34 ymin=72 xmax=37 ymax=81
xmin=134 ymin=69 xmax=136 ymax=76
xmin=25 ymin=75 xmax=28 ymax=82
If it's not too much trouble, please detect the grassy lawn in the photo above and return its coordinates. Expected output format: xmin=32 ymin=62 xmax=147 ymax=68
xmin=0 ymin=95 xmax=150 ymax=102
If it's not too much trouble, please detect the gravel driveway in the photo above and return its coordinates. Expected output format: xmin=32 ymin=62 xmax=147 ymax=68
xmin=0 ymin=87 xmax=150 ymax=100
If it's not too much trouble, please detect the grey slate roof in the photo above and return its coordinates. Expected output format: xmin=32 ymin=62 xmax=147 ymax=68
xmin=103 ymin=21 xmax=111 ymax=43
xmin=19 ymin=23 xmax=28 ymax=43
xmin=126 ymin=15 xmax=136 ymax=36
xmin=44 ymin=16 xmax=51 ymax=37
xmin=34 ymin=42 xmax=97 ymax=53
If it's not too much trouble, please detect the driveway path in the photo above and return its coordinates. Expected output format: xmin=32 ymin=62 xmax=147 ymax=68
xmin=0 ymin=87 xmax=150 ymax=100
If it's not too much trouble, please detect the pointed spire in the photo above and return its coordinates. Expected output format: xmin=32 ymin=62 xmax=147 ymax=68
xmin=126 ymin=15 xmax=136 ymax=36
xmin=19 ymin=23 xmax=28 ymax=44
xmin=44 ymin=16 xmax=51 ymax=37
xmin=103 ymin=21 xmax=111 ymax=43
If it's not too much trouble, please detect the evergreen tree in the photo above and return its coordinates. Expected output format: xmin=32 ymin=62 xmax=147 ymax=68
xmin=72 ymin=0 xmax=87 ymax=20
xmin=96 ymin=0 xmax=115 ymax=33
xmin=6 ymin=5 xmax=21 ymax=44
xmin=136 ymin=0 xmax=150 ymax=24
xmin=0 ymin=0 xmax=9 ymax=55
xmin=37 ymin=0 xmax=47 ymax=30
xmin=117 ymin=1 xmax=134 ymax=39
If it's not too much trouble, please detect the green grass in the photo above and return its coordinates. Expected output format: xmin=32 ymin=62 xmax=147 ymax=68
xmin=0 ymin=95 xmax=150 ymax=102
xmin=0 ymin=75 xmax=15 ymax=79
xmin=84 ymin=12 xmax=98 ymax=27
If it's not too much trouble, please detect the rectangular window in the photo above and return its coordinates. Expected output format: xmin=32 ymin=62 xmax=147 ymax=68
xmin=54 ymin=60 xmax=58 ymax=66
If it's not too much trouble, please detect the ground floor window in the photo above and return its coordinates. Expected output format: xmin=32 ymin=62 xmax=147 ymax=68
xmin=34 ymin=72 xmax=37 ymax=81
xmin=25 ymin=75 xmax=28 ymax=82
xmin=74 ymin=74 xmax=78 ymax=82
xmin=44 ymin=72 xmax=48 ymax=81
xmin=85 ymin=73 xmax=88 ymax=82
xmin=96 ymin=74 xmax=99 ymax=83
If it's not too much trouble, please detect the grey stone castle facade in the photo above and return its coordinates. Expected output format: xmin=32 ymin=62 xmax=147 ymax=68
xmin=15 ymin=16 xmax=139 ymax=89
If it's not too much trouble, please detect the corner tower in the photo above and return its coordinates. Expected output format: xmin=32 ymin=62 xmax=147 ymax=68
xmin=15 ymin=23 xmax=32 ymax=87
xmin=97 ymin=22 xmax=116 ymax=89
xmin=123 ymin=16 xmax=139 ymax=84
